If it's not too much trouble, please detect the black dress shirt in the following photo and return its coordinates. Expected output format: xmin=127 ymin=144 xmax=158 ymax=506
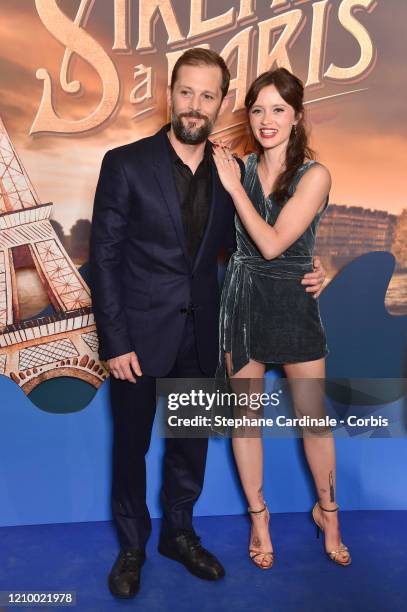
xmin=166 ymin=132 xmax=212 ymax=262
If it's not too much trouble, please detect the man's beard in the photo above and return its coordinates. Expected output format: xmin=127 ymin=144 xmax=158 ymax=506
xmin=171 ymin=110 xmax=215 ymax=144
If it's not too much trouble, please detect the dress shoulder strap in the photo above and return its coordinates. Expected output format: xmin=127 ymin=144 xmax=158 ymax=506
xmin=242 ymin=152 xmax=258 ymax=190
xmin=245 ymin=152 xmax=258 ymax=174
xmin=288 ymin=160 xmax=329 ymax=213
xmin=288 ymin=160 xmax=319 ymax=195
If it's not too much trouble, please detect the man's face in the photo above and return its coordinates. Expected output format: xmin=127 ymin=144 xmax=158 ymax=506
xmin=168 ymin=64 xmax=225 ymax=145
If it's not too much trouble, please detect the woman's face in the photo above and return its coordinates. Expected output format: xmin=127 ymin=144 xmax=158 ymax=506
xmin=249 ymin=84 xmax=298 ymax=152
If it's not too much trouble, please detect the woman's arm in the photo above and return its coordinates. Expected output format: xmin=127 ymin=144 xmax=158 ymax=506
xmin=212 ymin=146 xmax=330 ymax=260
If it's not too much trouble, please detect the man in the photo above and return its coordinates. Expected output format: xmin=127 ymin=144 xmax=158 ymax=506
xmin=90 ymin=48 xmax=325 ymax=599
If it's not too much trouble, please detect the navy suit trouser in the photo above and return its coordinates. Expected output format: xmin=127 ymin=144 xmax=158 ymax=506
xmin=109 ymin=314 xmax=208 ymax=550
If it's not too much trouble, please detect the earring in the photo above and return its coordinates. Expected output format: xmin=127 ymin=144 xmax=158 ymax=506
xmin=292 ymin=124 xmax=297 ymax=136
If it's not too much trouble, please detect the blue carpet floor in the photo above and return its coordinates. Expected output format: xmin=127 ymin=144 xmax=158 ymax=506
xmin=0 ymin=512 xmax=406 ymax=612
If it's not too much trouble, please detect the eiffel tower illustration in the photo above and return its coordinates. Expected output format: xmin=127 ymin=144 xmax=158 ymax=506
xmin=0 ymin=116 xmax=108 ymax=394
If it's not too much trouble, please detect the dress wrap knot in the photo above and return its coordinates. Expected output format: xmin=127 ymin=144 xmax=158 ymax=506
xmin=218 ymin=252 xmax=314 ymax=376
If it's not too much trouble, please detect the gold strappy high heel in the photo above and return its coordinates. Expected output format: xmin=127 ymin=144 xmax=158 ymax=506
xmin=248 ymin=503 xmax=274 ymax=570
xmin=312 ymin=502 xmax=351 ymax=566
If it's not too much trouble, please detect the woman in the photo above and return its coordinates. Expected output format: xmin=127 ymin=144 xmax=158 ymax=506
xmin=212 ymin=68 xmax=351 ymax=569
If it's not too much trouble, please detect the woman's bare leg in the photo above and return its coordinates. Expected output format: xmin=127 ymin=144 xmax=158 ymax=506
xmin=284 ymin=358 xmax=350 ymax=563
xmin=225 ymin=353 xmax=273 ymax=567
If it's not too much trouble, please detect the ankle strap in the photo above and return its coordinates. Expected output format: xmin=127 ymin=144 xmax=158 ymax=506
xmin=318 ymin=502 xmax=339 ymax=512
xmin=248 ymin=503 xmax=267 ymax=514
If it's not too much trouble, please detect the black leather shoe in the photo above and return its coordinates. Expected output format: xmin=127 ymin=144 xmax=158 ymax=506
xmin=108 ymin=549 xmax=145 ymax=598
xmin=158 ymin=530 xmax=225 ymax=581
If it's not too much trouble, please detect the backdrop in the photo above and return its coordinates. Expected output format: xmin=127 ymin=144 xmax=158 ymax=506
xmin=0 ymin=0 xmax=406 ymax=526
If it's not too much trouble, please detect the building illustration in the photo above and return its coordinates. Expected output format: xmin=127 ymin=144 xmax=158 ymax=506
xmin=316 ymin=204 xmax=397 ymax=261
xmin=0 ymin=117 xmax=108 ymax=394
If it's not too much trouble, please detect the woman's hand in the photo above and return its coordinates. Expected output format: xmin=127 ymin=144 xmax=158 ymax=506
xmin=212 ymin=143 xmax=242 ymax=195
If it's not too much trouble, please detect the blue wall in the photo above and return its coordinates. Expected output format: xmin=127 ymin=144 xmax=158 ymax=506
xmin=1 ymin=252 xmax=406 ymax=527
xmin=1 ymin=374 xmax=406 ymax=528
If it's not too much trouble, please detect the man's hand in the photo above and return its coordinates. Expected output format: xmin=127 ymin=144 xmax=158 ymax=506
xmin=108 ymin=351 xmax=142 ymax=383
xmin=301 ymin=255 xmax=326 ymax=299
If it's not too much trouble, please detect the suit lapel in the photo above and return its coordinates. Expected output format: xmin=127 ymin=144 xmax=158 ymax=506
xmin=152 ymin=127 xmax=190 ymax=267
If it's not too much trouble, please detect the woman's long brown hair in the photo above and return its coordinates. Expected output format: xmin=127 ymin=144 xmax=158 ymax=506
xmin=245 ymin=68 xmax=315 ymax=206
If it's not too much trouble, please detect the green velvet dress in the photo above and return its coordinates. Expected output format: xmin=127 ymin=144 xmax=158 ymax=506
xmin=217 ymin=153 xmax=329 ymax=376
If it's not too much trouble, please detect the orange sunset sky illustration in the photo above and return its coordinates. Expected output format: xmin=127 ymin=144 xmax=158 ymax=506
xmin=0 ymin=0 xmax=405 ymax=237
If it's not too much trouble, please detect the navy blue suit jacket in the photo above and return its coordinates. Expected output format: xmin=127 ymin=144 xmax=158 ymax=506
xmin=90 ymin=125 xmax=242 ymax=376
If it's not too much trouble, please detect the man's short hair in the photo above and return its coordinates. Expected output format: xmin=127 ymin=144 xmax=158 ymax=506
xmin=170 ymin=48 xmax=230 ymax=100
